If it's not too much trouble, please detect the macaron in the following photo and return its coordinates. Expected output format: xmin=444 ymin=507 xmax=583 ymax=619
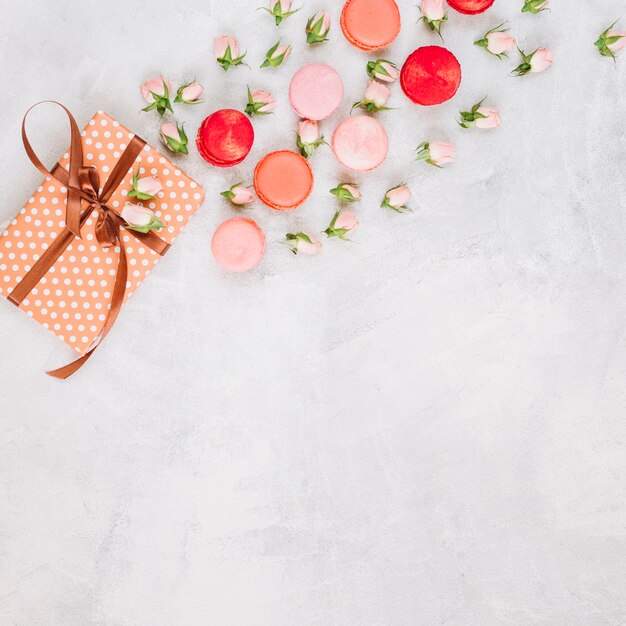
xmin=400 ymin=46 xmax=462 ymax=106
xmin=254 ymin=151 xmax=314 ymax=211
xmin=289 ymin=64 xmax=344 ymax=121
xmin=196 ymin=109 xmax=254 ymax=167
xmin=331 ymin=115 xmax=388 ymax=172
xmin=340 ymin=0 xmax=401 ymax=51
xmin=446 ymin=0 xmax=495 ymax=14
xmin=211 ymin=217 xmax=266 ymax=273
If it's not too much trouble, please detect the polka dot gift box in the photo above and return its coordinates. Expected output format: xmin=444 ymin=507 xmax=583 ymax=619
xmin=0 ymin=107 xmax=205 ymax=377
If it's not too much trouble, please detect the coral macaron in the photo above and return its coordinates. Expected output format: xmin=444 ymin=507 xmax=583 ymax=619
xmin=289 ymin=64 xmax=344 ymax=121
xmin=400 ymin=46 xmax=462 ymax=106
xmin=340 ymin=0 xmax=401 ymax=51
xmin=254 ymin=151 xmax=314 ymax=211
xmin=211 ymin=217 xmax=266 ymax=273
xmin=446 ymin=0 xmax=495 ymax=14
xmin=332 ymin=115 xmax=388 ymax=172
xmin=196 ymin=109 xmax=254 ymax=167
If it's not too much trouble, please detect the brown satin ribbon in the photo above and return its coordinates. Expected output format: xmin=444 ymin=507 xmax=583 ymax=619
xmin=9 ymin=102 xmax=171 ymax=379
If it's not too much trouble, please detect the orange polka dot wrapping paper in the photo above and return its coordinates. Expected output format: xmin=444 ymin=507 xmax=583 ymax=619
xmin=0 ymin=111 xmax=205 ymax=357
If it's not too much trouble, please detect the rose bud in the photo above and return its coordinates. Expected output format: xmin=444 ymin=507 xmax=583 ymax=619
xmin=296 ymin=120 xmax=327 ymax=158
xmin=140 ymin=76 xmax=174 ymax=117
xmin=353 ymin=80 xmax=391 ymax=113
xmin=458 ymin=98 xmax=500 ymax=129
xmin=245 ymin=87 xmax=276 ymax=117
xmin=265 ymin=0 xmax=300 ymax=26
xmin=283 ymin=232 xmax=323 ymax=255
xmin=415 ymin=141 xmax=455 ymax=168
xmin=121 ymin=202 xmax=165 ymax=233
xmin=221 ymin=183 xmax=254 ymax=206
xmin=330 ymin=183 xmax=361 ymax=203
xmin=260 ymin=41 xmax=292 ymax=68
xmin=474 ymin=23 xmax=517 ymax=58
xmin=381 ymin=184 xmax=412 ymax=213
xmin=513 ymin=47 xmax=553 ymax=76
xmin=366 ymin=59 xmax=399 ymax=83
xmin=174 ymin=81 xmax=204 ymax=104
xmin=214 ymin=36 xmax=247 ymax=71
xmin=324 ymin=210 xmax=359 ymax=240
xmin=306 ymin=10 xmax=331 ymax=44
xmin=595 ymin=21 xmax=626 ymax=60
xmin=160 ymin=122 xmax=189 ymax=155
xmin=522 ymin=0 xmax=549 ymax=14
xmin=128 ymin=170 xmax=163 ymax=201
xmin=419 ymin=0 xmax=447 ymax=37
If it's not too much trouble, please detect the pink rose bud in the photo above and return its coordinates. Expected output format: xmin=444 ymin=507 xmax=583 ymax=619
xmin=266 ymin=0 xmax=299 ymax=25
xmin=416 ymin=141 xmax=455 ymax=168
xmin=367 ymin=59 xmax=399 ymax=83
xmin=214 ymin=35 xmax=239 ymax=59
xmin=324 ymin=210 xmax=359 ymax=240
xmin=160 ymin=122 xmax=189 ymax=155
xmin=129 ymin=171 xmax=163 ymax=201
xmin=140 ymin=76 xmax=174 ymax=117
xmin=382 ymin=185 xmax=412 ymax=213
xmin=306 ymin=10 xmax=331 ymax=44
xmin=459 ymin=99 xmax=500 ymax=129
xmin=595 ymin=22 xmax=626 ymax=58
xmin=607 ymin=30 xmax=626 ymax=52
xmin=420 ymin=0 xmax=447 ymax=36
xmin=353 ymin=80 xmax=391 ymax=112
xmin=513 ymin=47 xmax=552 ymax=76
xmin=299 ymin=120 xmax=320 ymax=144
xmin=283 ymin=232 xmax=323 ymax=255
xmin=175 ymin=81 xmax=204 ymax=104
xmin=297 ymin=120 xmax=326 ymax=158
xmin=121 ymin=202 xmax=164 ymax=233
xmin=245 ymin=87 xmax=276 ymax=117
xmin=475 ymin=24 xmax=517 ymax=57
xmin=215 ymin=36 xmax=247 ymax=71
xmin=522 ymin=0 xmax=549 ymax=14
xmin=530 ymin=47 xmax=553 ymax=72
xmin=330 ymin=183 xmax=361 ymax=203
xmin=475 ymin=107 xmax=500 ymax=129
xmin=261 ymin=41 xmax=292 ymax=68
xmin=221 ymin=183 xmax=254 ymax=206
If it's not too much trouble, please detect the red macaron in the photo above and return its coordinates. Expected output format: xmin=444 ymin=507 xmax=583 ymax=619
xmin=196 ymin=109 xmax=254 ymax=167
xmin=446 ymin=0 xmax=495 ymax=14
xmin=400 ymin=46 xmax=462 ymax=106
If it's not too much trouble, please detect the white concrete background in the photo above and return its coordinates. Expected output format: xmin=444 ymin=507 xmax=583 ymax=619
xmin=1 ymin=0 xmax=625 ymax=624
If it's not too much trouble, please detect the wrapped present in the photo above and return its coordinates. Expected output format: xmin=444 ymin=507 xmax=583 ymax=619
xmin=0 ymin=102 xmax=205 ymax=378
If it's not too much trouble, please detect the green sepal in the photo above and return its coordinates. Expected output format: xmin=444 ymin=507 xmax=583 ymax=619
xmin=126 ymin=216 xmax=165 ymax=234
xmin=260 ymin=40 xmax=290 ymax=69
xmin=330 ymin=184 xmax=359 ymax=203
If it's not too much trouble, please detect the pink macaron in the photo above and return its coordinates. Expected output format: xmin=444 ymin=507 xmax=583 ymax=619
xmin=331 ymin=115 xmax=389 ymax=171
xmin=289 ymin=64 xmax=344 ymax=121
xmin=211 ymin=217 xmax=266 ymax=273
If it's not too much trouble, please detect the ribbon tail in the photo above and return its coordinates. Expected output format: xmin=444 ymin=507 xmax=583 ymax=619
xmin=46 ymin=226 xmax=128 ymax=379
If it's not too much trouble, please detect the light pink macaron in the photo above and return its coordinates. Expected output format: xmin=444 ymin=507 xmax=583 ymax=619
xmin=289 ymin=63 xmax=344 ymax=121
xmin=211 ymin=217 xmax=266 ymax=273
xmin=331 ymin=115 xmax=389 ymax=171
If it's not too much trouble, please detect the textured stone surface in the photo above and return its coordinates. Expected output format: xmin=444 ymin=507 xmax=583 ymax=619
xmin=1 ymin=0 xmax=625 ymax=624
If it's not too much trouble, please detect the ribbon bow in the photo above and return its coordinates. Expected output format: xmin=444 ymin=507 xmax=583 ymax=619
xmin=9 ymin=102 xmax=170 ymax=379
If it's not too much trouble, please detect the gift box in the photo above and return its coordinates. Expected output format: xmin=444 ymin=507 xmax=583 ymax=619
xmin=0 ymin=104 xmax=205 ymax=377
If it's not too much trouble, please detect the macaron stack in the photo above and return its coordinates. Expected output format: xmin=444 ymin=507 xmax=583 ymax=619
xmin=446 ymin=0 xmax=495 ymax=14
xmin=400 ymin=46 xmax=462 ymax=106
xmin=254 ymin=150 xmax=314 ymax=211
xmin=340 ymin=0 xmax=401 ymax=50
xmin=196 ymin=109 xmax=254 ymax=167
